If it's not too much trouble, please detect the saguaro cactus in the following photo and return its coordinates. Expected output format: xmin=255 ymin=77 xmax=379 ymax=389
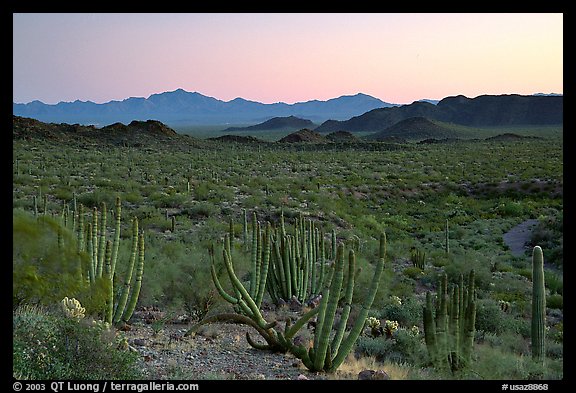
xmin=531 ymin=246 xmax=546 ymax=362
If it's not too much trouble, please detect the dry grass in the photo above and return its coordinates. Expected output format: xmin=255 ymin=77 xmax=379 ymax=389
xmin=328 ymin=353 xmax=411 ymax=380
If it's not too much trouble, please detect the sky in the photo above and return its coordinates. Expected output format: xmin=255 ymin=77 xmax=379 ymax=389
xmin=13 ymin=13 xmax=563 ymax=105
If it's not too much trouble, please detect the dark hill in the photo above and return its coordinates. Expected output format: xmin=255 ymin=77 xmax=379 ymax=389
xmin=277 ymin=129 xmax=328 ymax=143
xmin=325 ymin=130 xmax=358 ymax=142
xmin=223 ymin=116 xmax=315 ymax=132
xmin=208 ymin=135 xmax=267 ymax=143
xmin=12 ymin=116 xmax=198 ymax=148
xmin=484 ymin=133 xmax=542 ymax=142
xmin=365 ymin=117 xmax=459 ymax=141
xmin=314 ymin=94 xmax=563 ymax=133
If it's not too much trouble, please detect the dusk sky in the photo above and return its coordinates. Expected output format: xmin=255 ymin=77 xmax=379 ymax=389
xmin=13 ymin=13 xmax=563 ymax=105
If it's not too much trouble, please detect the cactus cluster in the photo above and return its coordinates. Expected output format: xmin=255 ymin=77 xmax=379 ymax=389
xmin=234 ymin=211 xmax=337 ymax=306
xmin=73 ymin=196 xmax=145 ymax=325
xmin=192 ymin=221 xmax=387 ymax=373
xmin=423 ymin=270 xmax=476 ymax=372
xmin=410 ymin=248 xmax=426 ymax=269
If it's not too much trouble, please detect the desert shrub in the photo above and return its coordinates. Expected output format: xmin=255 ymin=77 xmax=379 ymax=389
xmin=13 ymin=209 xmax=89 ymax=308
xmin=403 ymin=266 xmax=425 ymax=280
xmin=546 ymin=294 xmax=563 ymax=310
xmin=76 ymin=189 xmax=116 ymax=209
xmin=475 ymin=298 xmax=529 ymax=337
xmin=183 ymin=202 xmax=219 ymax=219
xmin=378 ymin=295 xmax=422 ymax=328
xmin=545 ymin=272 xmax=563 ymax=295
xmin=13 ymin=305 xmax=141 ymax=380
xmin=469 ymin=344 xmax=562 ymax=380
xmin=139 ymin=240 xmax=221 ymax=318
xmin=355 ymin=327 xmax=425 ymax=366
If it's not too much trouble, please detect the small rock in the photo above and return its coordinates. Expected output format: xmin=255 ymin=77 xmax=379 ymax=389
xmin=132 ymin=338 xmax=146 ymax=346
xmin=358 ymin=369 xmax=389 ymax=380
xmin=296 ymin=374 xmax=309 ymax=380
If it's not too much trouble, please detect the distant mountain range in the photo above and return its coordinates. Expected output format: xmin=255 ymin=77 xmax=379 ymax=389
xmin=315 ymin=94 xmax=563 ymax=133
xmin=12 ymin=89 xmax=394 ymax=126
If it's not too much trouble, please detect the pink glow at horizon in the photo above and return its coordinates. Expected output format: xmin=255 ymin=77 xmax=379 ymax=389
xmin=13 ymin=13 xmax=563 ymax=105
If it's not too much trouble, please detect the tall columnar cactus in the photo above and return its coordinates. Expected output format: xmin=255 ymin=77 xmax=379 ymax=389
xmin=423 ymin=270 xmax=476 ymax=372
xmin=445 ymin=219 xmax=450 ymax=254
xmin=73 ymin=197 xmax=145 ymax=325
xmin=411 ymin=247 xmax=426 ymax=269
xmin=231 ymin=211 xmax=334 ymax=305
xmin=531 ymin=246 xmax=546 ymax=362
xmin=190 ymin=224 xmax=387 ymax=373
xmin=113 ymin=217 xmax=140 ymax=323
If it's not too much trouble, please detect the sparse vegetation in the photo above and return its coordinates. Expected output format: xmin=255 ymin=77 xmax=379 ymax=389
xmin=13 ymin=117 xmax=562 ymax=380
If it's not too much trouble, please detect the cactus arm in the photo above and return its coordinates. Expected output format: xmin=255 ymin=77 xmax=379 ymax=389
xmin=331 ymin=249 xmax=356 ymax=357
xmin=97 ymin=202 xmax=107 ymax=278
xmin=423 ymin=291 xmax=438 ymax=366
xmin=104 ymin=240 xmax=113 ymax=324
xmin=121 ymin=231 xmax=145 ymax=322
xmin=285 ymin=305 xmax=321 ymax=340
xmin=249 ymin=212 xmax=258 ymax=297
xmin=221 ymin=247 xmax=268 ymax=329
xmin=461 ymin=300 xmax=476 ymax=366
xmin=112 ymin=217 xmax=139 ymax=323
xmin=314 ymin=242 xmax=345 ymax=371
xmin=255 ymin=222 xmax=271 ymax=307
xmin=531 ymin=246 xmax=546 ymax=361
xmin=86 ymin=223 xmax=95 ymax=283
xmin=329 ymin=232 xmax=386 ymax=372
xmin=110 ymin=197 xmax=121 ymax=277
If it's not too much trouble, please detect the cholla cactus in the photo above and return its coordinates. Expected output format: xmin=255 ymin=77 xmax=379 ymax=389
xmin=61 ymin=297 xmax=85 ymax=319
xmin=409 ymin=325 xmax=420 ymax=337
xmin=390 ymin=295 xmax=402 ymax=306
xmin=366 ymin=316 xmax=381 ymax=329
xmin=384 ymin=320 xmax=399 ymax=338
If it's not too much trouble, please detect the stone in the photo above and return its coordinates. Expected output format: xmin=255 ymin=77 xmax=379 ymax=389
xmin=358 ymin=369 xmax=389 ymax=380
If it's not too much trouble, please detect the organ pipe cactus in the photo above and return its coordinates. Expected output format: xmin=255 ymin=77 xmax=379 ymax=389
xmin=423 ymin=270 xmax=476 ymax=372
xmin=73 ymin=197 xmax=145 ymax=325
xmin=112 ymin=217 xmax=140 ymax=323
xmin=410 ymin=247 xmax=426 ymax=269
xmin=190 ymin=224 xmax=387 ymax=373
xmin=531 ymin=246 xmax=546 ymax=362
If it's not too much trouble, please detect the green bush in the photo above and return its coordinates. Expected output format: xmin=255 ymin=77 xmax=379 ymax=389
xmin=546 ymin=294 xmax=563 ymax=310
xmin=13 ymin=305 xmax=141 ymax=380
xmin=13 ymin=210 xmax=88 ymax=308
xmin=355 ymin=327 xmax=425 ymax=366
xmin=378 ymin=295 xmax=423 ymax=328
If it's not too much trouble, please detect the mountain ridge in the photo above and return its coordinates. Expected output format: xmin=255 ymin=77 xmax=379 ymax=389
xmin=13 ymin=89 xmax=394 ymax=126
xmin=315 ymin=94 xmax=563 ymax=133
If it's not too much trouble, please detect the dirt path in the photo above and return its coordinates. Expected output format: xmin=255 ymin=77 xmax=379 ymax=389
xmin=503 ymin=219 xmax=539 ymax=257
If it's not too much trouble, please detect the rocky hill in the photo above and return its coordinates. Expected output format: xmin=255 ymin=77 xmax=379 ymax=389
xmin=365 ymin=117 xmax=459 ymax=141
xmin=325 ymin=130 xmax=358 ymax=142
xmin=222 ymin=116 xmax=315 ymax=132
xmin=277 ymin=129 xmax=328 ymax=143
xmin=12 ymin=116 xmax=198 ymax=148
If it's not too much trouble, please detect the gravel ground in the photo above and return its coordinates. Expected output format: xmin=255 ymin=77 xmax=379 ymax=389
xmin=121 ymin=311 xmax=334 ymax=380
